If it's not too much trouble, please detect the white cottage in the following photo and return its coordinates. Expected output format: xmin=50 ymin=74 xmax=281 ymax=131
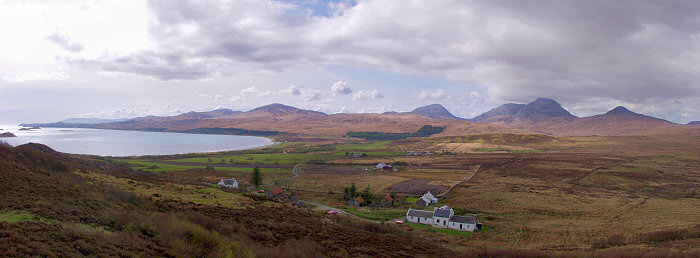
xmin=405 ymin=206 xmax=482 ymax=232
xmin=217 ymin=178 xmax=238 ymax=188
xmin=432 ymin=206 xmax=454 ymax=228
xmin=406 ymin=209 xmax=434 ymax=225
xmin=415 ymin=191 xmax=439 ymax=207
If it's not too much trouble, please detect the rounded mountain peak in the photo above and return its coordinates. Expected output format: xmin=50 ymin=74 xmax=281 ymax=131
xmin=410 ymin=104 xmax=459 ymax=119
xmin=604 ymin=106 xmax=636 ymax=116
xmin=516 ymin=98 xmax=576 ymax=119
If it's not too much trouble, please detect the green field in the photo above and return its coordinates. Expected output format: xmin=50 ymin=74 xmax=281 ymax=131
xmin=336 ymin=141 xmax=390 ymax=150
xmin=341 ymin=207 xmax=406 ymax=221
xmin=0 ymin=210 xmax=39 ymax=223
xmin=169 ymin=153 xmax=340 ymax=164
xmin=123 ymin=159 xmax=292 ymax=173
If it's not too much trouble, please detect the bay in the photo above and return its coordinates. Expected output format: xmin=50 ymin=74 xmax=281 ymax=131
xmin=0 ymin=124 xmax=274 ymax=156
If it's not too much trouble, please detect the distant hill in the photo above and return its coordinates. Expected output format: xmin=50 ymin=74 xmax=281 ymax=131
xmin=471 ymin=103 xmax=526 ymax=122
xmin=408 ymin=104 xmax=462 ymax=120
xmin=470 ymin=99 xmax=686 ymax=136
xmin=515 ymin=98 xmax=577 ymax=121
xmin=688 ymin=121 xmax=700 ymax=125
xmin=248 ymin=103 xmax=325 ymax=116
xmin=60 ymin=118 xmax=129 ymax=124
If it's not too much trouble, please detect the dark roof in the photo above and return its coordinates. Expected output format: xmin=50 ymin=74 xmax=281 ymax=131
xmin=269 ymin=187 xmax=284 ymax=195
xmin=221 ymin=179 xmax=236 ymax=185
xmin=434 ymin=208 xmax=451 ymax=218
xmin=449 ymin=215 xmax=476 ymax=224
xmin=407 ymin=209 xmax=433 ymax=218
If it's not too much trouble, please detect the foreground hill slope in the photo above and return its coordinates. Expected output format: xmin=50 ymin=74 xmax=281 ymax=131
xmin=0 ymin=142 xmax=461 ymax=257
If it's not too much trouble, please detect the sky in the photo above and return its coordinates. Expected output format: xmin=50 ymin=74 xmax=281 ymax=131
xmin=1 ymin=0 xmax=699 ymax=124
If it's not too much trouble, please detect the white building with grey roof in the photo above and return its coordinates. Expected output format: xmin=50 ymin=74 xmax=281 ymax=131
xmin=405 ymin=206 xmax=482 ymax=232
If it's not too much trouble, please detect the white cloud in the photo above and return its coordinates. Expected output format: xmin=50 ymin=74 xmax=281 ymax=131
xmin=214 ymin=94 xmax=224 ymax=101
xmin=418 ymin=89 xmax=449 ymax=100
xmin=352 ymin=89 xmax=384 ymax=100
xmin=240 ymin=86 xmax=259 ymax=97
xmin=330 ymin=80 xmax=352 ymax=95
xmin=469 ymin=91 xmax=484 ymax=106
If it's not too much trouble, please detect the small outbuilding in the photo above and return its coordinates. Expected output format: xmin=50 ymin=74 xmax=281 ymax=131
xmin=217 ymin=178 xmax=238 ymax=188
xmin=348 ymin=196 xmax=366 ymax=207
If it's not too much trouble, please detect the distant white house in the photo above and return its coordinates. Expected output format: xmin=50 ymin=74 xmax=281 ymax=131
xmin=406 ymin=206 xmax=482 ymax=232
xmin=415 ymin=191 xmax=438 ymax=207
xmin=217 ymin=178 xmax=238 ymax=188
xmin=376 ymin=162 xmax=387 ymax=169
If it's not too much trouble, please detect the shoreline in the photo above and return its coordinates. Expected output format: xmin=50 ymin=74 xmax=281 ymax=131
xmin=1 ymin=125 xmax=278 ymax=157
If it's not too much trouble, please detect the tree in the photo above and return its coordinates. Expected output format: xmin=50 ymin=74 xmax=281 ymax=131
xmin=250 ymin=166 xmax=262 ymax=186
xmin=229 ymin=158 xmax=234 ymax=164
xmin=207 ymin=158 xmax=212 ymax=163
xmin=350 ymin=183 xmax=357 ymax=199
xmin=361 ymin=184 xmax=372 ymax=202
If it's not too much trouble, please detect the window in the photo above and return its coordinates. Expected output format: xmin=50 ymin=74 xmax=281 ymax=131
xmin=460 ymin=224 xmax=462 ymax=229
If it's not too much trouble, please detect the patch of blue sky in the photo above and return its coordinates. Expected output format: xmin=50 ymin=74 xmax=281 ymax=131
xmin=275 ymin=0 xmax=356 ymax=17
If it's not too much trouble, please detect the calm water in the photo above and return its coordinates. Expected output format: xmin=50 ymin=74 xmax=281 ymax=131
xmin=0 ymin=124 xmax=274 ymax=156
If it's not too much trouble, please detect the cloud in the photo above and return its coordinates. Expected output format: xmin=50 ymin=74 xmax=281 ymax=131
xmin=352 ymin=89 xmax=384 ymax=100
xmin=330 ymin=81 xmax=352 ymax=95
xmin=418 ymin=89 xmax=449 ymax=100
xmin=45 ymin=32 xmax=84 ymax=52
xmin=240 ymin=86 xmax=259 ymax=97
xmin=214 ymin=94 xmax=224 ymax=100
xmin=469 ymin=91 xmax=484 ymax=107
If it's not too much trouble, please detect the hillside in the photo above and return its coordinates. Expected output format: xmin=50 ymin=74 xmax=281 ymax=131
xmin=0 ymin=142 xmax=461 ymax=256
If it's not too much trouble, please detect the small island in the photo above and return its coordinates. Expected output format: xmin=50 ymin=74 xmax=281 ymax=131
xmin=0 ymin=132 xmax=17 ymax=137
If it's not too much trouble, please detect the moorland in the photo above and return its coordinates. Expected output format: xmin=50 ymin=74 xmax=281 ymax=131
xmin=4 ymin=98 xmax=700 ymax=257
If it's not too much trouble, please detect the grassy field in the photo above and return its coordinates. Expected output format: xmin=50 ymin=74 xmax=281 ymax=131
xmin=169 ymin=153 xmax=341 ymax=164
xmin=336 ymin=141 xmax=390 ymax=150
xmin=341 ymin=207 xmax=406 ymax=221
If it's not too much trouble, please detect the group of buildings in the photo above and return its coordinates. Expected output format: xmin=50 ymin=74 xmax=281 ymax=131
xmin=406 ymin=206 xmax=482 ymax=232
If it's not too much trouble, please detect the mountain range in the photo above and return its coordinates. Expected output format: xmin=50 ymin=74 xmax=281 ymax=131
xmin=25 ymin=99 xmax=696 ymax=137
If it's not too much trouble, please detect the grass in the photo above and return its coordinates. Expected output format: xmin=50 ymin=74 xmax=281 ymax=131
xmin=123 ymin=159 xmax=293 ymax=173
xmin=474 ymin=148 xmax=507 ymax=152
xmin=511 ymin=149 xmax=544 ymax=153
xmin=403 ymin=197 xmax=419 ymax=203
xmin=169 ymin=153 xmax=341 ymax=164
xmin=340 ymin=207 xmax=406 ymax=221
xmin=79 ymin=171 xmax=251 ymax=208
xmin=0 ymin=210 xmax=39 ymax=223
xmin=333 ymin=151 xmax=403 ymax=157
xmin=405 ymin=222 xmax=473 ymax=236
xmin=336 ymin=141 xmax=390 ymax=150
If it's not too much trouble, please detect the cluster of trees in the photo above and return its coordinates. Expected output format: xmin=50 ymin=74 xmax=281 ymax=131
xmin=344 ymin=152 xmax=368 ymax=158
xmin=346 ymin=125 xmax=446 ymax=140
xmin=342 ymin=183 xmax=373 ymax=205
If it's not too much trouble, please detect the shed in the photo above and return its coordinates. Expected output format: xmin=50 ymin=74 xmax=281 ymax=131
xmin=217 ymin=178 xmax=238 ymax=188
xmin=265 ymin=187 xmax=284 ymax=198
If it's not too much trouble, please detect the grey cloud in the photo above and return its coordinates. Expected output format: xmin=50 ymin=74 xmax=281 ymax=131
xmin=45 ymin=33 xmax=84 ymax=52
xmin=77 ymin=0 xmax=700 ymax=120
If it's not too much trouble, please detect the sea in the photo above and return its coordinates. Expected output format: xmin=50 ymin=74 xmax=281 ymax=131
xmin=0 ymin=124 xmax=274 ymax=157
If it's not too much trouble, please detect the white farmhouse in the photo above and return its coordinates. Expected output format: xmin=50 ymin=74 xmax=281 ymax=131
xmin=432 ymin=206 xmax=454 ymax=228
xmin=217 ymin=178 xmax=238 ymax=188
xmin=415 ymin=191 xmax=439 ymax=207
xmin=405 ymin=206 xmax=482 ymax=232
xmin=376 ymin=162 xmax=387 ymax=169
xmin=406 ymin=209 xmax=433 ymax=225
